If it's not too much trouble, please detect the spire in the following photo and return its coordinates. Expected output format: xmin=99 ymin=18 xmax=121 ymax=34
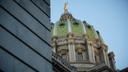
xmin=64 ymin=2 xmax=68 ymax=13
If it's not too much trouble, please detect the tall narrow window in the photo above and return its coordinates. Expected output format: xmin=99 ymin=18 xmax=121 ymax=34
xmin=61 ymin=54 xmax=68 ymax=61
xmin=76 ymin=52 xmax=83 ymax=61
xmin=95 ymin=54 xmax=100 ymax=63
xmin=95 ymin=56 xmax=97 ymax=63
xmin=83 ymin=50 xmax=88 ymax=61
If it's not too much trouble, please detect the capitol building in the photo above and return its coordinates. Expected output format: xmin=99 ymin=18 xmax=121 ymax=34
xmin=51 ymin=3 xmax=116 ymax=72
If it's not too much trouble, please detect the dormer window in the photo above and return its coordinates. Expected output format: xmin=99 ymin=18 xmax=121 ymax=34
xmin=73 ymin=22 xmax=79 ymax=25
xmin=59 ymin=23 xmax=65 ymax=26
xmin=87 ymin=25 xmax=91 ymax=29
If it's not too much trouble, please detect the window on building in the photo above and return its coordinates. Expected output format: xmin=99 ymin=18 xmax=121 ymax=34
xmin=61 ymin=53 xmax=68 ymax=61
xmin=76 ymin=52 xmax=83 ymax=61
xmin=73 ymin=22 xmax=79 ymax=26
xmin=95 ymin=56 xmax=97 ymax=63
xmin=95 ymin=54 xmax=100 ymax=63
xmin=87 ymin=25 xmax=91 ymax=29
xmin=59 ymin=23 xmax=65 ymax=27
xmin=83 ymin=50 xmax=88 ymax=61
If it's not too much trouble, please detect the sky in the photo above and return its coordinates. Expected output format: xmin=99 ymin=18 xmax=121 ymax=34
xmin=51 ymin=0 xmax=128 ymax=70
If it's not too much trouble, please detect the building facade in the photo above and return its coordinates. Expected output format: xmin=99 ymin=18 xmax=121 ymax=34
xmin=0 ymin=0 xmax=52 ymax=72
xmin=52 ymin=3 xmax=116 ymax=72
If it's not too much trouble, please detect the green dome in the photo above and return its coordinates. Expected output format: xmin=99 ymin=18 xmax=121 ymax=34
xmin=52 ymin=12 xmax=100 ymax=41
xmin=52 ymin=13 xmax=85 ymax=37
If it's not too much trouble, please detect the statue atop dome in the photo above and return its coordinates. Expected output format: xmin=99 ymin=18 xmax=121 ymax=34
xmin=64 ymin=2 xmax=68 ymax=13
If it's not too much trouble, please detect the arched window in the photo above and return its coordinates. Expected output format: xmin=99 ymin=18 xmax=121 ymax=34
xmin=76 ymin=52 xmax=83 ymax=61
xmin=75 ymin=44 xmax=88 ymax=62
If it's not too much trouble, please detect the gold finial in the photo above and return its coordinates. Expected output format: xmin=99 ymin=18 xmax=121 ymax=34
xmin=64 ymin=2 xmax=68 ymax=13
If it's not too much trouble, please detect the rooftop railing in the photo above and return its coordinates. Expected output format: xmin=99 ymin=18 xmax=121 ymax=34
xmin=52 ymin=52 xmax=77 ymax=72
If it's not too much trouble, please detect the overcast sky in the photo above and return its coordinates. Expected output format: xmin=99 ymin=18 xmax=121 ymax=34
xmin=51 ymin=0 xmax=128 ymax=70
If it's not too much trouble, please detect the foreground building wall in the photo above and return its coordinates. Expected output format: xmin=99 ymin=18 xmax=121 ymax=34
xmin=0 ymin=0 xmax=52 ymax=72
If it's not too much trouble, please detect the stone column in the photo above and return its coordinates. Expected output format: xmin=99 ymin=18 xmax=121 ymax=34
xmin=72 ymin=44 xmax=76 ymax=61
xmin=102 ymin=47 xmax=110 ymax=67
xmin=105 ymin=51 xmax=110 ymax=67
xmin=68 ymin=44 xmax=76 ymax=62
xmin=103 ymin=49 xmax=108 ymax=65
xmin=87 ymin=42 xmax=95 ymax=63
xmin=91 ymin=44 xmax=95 ymax=63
